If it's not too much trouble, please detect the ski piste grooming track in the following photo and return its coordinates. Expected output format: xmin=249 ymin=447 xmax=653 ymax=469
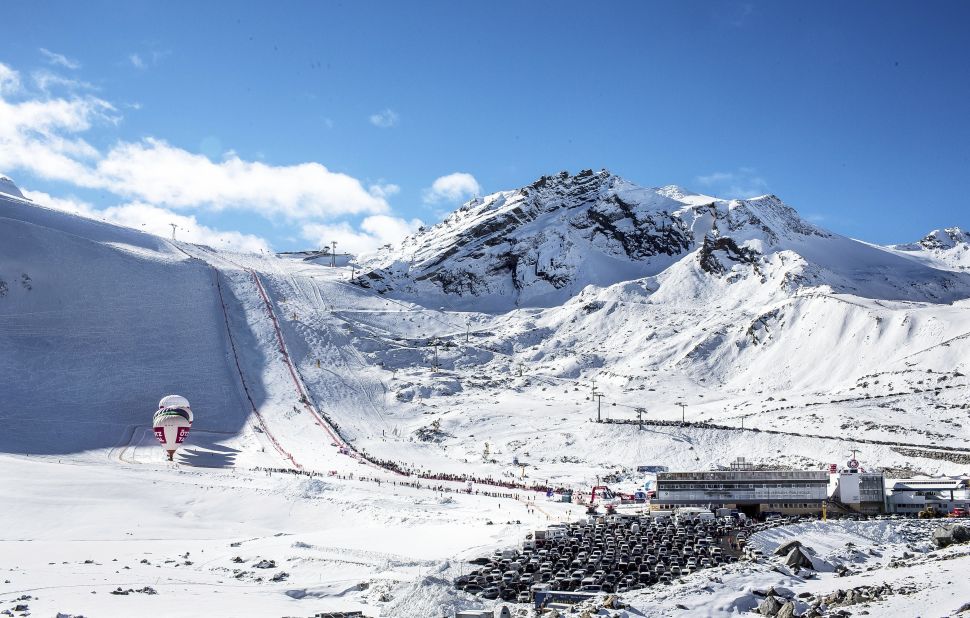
xmin=248 ymin=270 xmax=352 ymax=455
xmin=215 ymin=268 xmax=304 ymax=470
xmin=171 ymin=242 xmax=401 ymax=479
xmin=164 ymin=242 xmax=563 ymax=497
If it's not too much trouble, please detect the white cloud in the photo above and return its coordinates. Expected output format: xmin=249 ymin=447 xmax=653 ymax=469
xmin=0 ymin=61 xmax=389 ymax=221
xmin=0 ymin=64 xmax=21 ymax=95
xmin=695 ymin=168 xmax=769 ymax=199
xmin=21 ymin=188 xmax=271 ymax=253
xmin=39 ymin=48 xmax=81 ymax=70
xmin=92 ymin=138 xmax=389 ymax=218
xmin=422 ymin=172 xmax=481 ymax=204
xmin=128 ymin=50 xmax=170 ymax=70
xmin=31 ymin=69 xmax=96 ymax=93
xmin=368 ymin=183 xmax=400 ymax=199
xmin=101 ymin=201 xmax=272 ymax=253
xmin=0 ymin=60 xmax=414 ymax=255
xmin=369 ymin=108 xmax=399 ymax=128
xmin=302 ymin=214 xmax=423 ymax=255
xmin=0 ymin=87 xmax=116 ymax=184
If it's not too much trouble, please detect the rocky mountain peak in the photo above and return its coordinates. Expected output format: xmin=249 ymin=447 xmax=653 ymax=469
xmin=357 ymin=172 xmax=970 ymax=308
xmin=919 ymin=227 xmax=968 ymax=250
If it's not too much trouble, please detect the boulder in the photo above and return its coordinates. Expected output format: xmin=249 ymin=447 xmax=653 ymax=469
xmin=932 ymin=524 xmax=970 ymax=549
xmin=776 ymin=601 xmax=797 ymax=618
xmin=786 ymin=547 xmax=815 ymax=570
xmin=758 ymin=595 xmax=784 ymax=616
xmin=775 ymin=540 xmax=803 ymax=556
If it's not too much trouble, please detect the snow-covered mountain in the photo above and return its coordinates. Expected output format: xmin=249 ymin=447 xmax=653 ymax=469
xmin=359 ymin=169 xmax=970 ymax=309
xmin=890 ymin=227 xmax=970 ymax=271
xmin=3 ymin=173 xmax=970 ymax=617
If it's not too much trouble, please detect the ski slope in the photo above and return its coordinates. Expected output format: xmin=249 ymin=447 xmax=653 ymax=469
xmin=2 ymin=174 xmax=969 ymax=616
xmin=0 ymin=193 xmax=255 ymax=458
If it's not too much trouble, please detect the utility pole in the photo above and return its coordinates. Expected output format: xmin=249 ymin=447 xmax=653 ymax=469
xmin=331 ymin=241 xmax=337 ymax=267
xmin=636 ymin=407 xmax=645 ymax=431
xmin=350 ymin=265 xmax=356 ymax=281
xmin=169 ymin=223 xmax=177 ymax=241
xmin=741 ymin=414 xmax=747 ymax=430
xmin=677 ymin=402 xmax=687 ymax=424
xmin=593 ymin=391 xmax=604 ymax=423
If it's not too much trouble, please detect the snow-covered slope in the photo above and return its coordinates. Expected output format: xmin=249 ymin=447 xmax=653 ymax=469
xmin=358 ymin=169 xmax=970 ymax=309
xmin=2 ymin=173 xmax=969 ymax=617
xmin=889 ymin=226 xmax=970 ymax=271
xmin=0 ymin=175 xmax=25 ymax=200
xmin=0 ymin=190 xmax=256 ymax=455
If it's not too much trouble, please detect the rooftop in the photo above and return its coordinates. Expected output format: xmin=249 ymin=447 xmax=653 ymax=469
xmin=658 ymin=470 xmax=829 ymax=482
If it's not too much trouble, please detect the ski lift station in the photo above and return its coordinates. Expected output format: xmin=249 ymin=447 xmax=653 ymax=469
xmin=650 ymin=454 xmax=968 ymax=517
xmin=883 ymin=476 xmax=970 ymax=515
xmin=654 ymin=469 xmax=830 ymax=517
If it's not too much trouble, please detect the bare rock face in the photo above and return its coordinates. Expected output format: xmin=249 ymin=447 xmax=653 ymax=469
xmin=359 ymin=170 xmax=700 ymax=307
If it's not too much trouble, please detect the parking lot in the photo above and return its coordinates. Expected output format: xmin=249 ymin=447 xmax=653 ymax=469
xmin=454 ymin=512 xmax=789 ymax=603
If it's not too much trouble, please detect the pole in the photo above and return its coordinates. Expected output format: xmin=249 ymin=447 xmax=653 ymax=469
xmin=169 ymin=223 xmax=177 ymax=241
xmin=741 ymin=415 xmax=746 ymax=430
xmin=331 ymin=241 xmax=337 ymax=267
xmin=678 ymin=402 xmax=687 ymax=424
xmin=593 ymin=392 xmax=603 ymax=422
xmin=636 ymin=407 xmax=644 ymax=431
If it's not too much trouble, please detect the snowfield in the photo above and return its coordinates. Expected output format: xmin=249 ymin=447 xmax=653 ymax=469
xmin=1 ymin=171 xmax=969 ymax=616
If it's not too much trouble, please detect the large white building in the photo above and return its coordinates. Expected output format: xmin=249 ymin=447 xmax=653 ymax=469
xmin=655 ymin=470 xmax=829 ymax=516
xmin=885 ymin=476 xmax=970 ymax=515
xmin=831 ymin=472 xmax=886 ymax=514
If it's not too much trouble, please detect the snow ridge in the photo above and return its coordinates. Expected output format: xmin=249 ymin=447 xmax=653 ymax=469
xmin=359 ymin=170 xmax=969 ymax=309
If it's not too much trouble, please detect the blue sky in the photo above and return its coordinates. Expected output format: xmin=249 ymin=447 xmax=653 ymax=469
xmin=2 ymin=1 xmax=968 ymax=252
